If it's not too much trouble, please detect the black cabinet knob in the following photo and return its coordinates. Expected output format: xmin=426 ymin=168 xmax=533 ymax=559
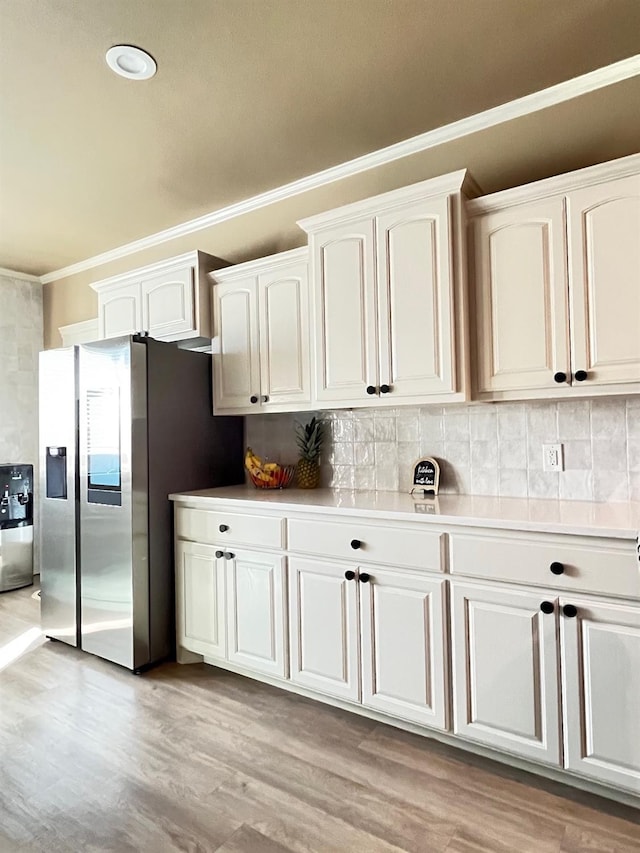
xmin=215 ymin=550 xmax=224 ymax=559
xmin=562 ymin=604 xmax=578 ymax=618
xmin=261 ymin=395 xmax=269 ymax=403
xmin=574 ymin=370 xmax=588 ymax=382
xmin=359 ymin=572 xmax=371 ymax=583
xmin=350 ymin=539 xmax=361 ymax=550
xmin=344 ymin=570 xmax=356 ymax=581
xmin=250 ymin=395 xmax=259 ymax=404
xmin=540 ymin=601 xmax=554 ymax=614
xmin=219 ymin=524 xmax=229 ymax=532
xmin=380 ymin=384 xmax=391 ymax=394
xmin=550 ymin=561 xmax=564 ymax=575
xmin=553 ymin=372 xmax=567 ymax=383
xmin=366 ymin=385 xmax=377 ymax=395
xmin=224 ymin=551 xmax=234 ymax=560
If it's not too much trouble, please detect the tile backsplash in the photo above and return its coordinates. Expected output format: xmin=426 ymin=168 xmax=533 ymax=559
xmin=245 ymin=397 xmax=640 ymax=502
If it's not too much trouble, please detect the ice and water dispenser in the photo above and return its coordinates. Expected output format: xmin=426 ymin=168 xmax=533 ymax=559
xmin=0 ymin=463 xmax=34 ymax=592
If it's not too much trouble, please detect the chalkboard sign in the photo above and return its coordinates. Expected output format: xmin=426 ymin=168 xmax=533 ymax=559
xmin=410 ymin=457 xmax=440 ymax=496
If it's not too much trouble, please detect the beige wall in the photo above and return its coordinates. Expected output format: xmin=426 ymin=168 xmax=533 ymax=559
xmin=42 ymin=77 xmax=640 ymax=348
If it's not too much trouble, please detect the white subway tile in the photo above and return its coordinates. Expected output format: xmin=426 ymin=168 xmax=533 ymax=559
xmin=591 ymin=397 xmax=626 ymax=438
xmin=593 ymin=471 xmax=629 ymax=502
xmin=498 ymin=439 xmax=527 ymax=470
xmin=560 ymin=471 xmax=594 ymax=501
xmin=499 ymin=469 xmax=528 ymax=498
xmin=557 ymin=399 xmax=591 ymax=440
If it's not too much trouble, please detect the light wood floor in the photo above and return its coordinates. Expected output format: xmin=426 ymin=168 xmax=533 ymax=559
xmin=1 ymin=583 xmax=638 ymax=853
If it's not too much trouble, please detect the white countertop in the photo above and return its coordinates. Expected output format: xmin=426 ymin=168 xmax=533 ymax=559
xmin=169 ymin=486 xmax=640 ymax=540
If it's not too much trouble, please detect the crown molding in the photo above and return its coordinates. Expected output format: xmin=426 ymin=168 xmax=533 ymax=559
xmin=209 ymin=246 xmax=308 ymax=283
xmin=467 ymin=151 xmax=640 ymax=214
xmin=0 ymin=266 xmax=42 ymax=283
xmin=40 ymin=55 xmax=640 ymax=285
xmin=58 ymin=318 xmax=99 ymax=346
xmin=298 ymin=169 xmax=471 ymax=232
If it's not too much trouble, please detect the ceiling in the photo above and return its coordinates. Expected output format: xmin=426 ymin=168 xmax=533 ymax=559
xmin=1 ymin=0 xmax=640 ymax=277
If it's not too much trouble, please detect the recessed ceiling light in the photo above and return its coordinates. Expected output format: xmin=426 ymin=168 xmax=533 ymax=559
xmin=106 ymin=45 xmax=157 ymax=80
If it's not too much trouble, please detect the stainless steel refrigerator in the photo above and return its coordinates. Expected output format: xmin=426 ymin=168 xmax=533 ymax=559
xmin=39 ymin=335 xmax=243 ymax=671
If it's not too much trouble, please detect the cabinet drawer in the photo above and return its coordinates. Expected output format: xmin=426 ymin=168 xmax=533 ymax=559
xmin=175 ymin=506 xmax=284 ymax=550
xmin=288 ymin=517 xmax=442 ymax=571
xmin=449 ymin=531 xmax=640 ymax=599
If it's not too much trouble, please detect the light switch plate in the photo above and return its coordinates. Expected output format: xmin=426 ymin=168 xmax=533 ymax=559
xmin=543 ymin=443 xmax=564 ymax=472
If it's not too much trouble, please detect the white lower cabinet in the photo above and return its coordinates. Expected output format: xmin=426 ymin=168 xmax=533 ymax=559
xmin=174 ymin=499 xmax=640 ymax=802
xmin=560 ymin=597 xmax=640 ymax=794
xmin=360 ymin=568 xmax=448 ymax=729
xmin=288 ymin=557 xmax=448 ymax=728
xmin=450 ymin=581 xmax=561 ymax=766
xmin=288 ymin=557 xmax=360 ymax=701
xmin=176 ymin=540 xmax=226 ymax=660
xmin=225 ymin=549 xmax=287 ymax=678
xmin=176 ymin=540 xmax=286 ymax=677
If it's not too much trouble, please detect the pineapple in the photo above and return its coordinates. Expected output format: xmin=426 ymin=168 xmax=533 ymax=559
xmin=295 ymin=416 xmax=325 ymax=489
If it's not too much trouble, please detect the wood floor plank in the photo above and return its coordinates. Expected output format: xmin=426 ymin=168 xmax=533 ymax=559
xmin=1 ymin=582 xmax=638 ymax=853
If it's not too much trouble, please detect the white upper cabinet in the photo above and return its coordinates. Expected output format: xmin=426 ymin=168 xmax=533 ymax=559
xmin=100 ymin=283 xmax=142 ymax=339
xmin=560 ymin=597 xmax=640 ymax=794
xmin=141 ymin=265 xmax=195 ymax=340
xmin=299 ymin=170 xmax=475 ymax=409
xmin=309 ymin=218 xmax=378 ymax=403
xmin=469 ymin=154 xmax=640 ymax=400
xmin=567 ymin=174 xmax=640 ymax=388
xmin=93 ymin=251 xmax=223 ymax=345
xmin=212 ymin=278 xmax=260 ymax=411
xmin=473 ymin=198 xmax=570 ymax=395
xmin=211 ymin=247 xmax=311 ymax=415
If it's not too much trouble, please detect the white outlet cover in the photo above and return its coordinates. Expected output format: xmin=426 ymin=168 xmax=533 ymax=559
xmin=543 ymin=443 xmax=564 ymax=472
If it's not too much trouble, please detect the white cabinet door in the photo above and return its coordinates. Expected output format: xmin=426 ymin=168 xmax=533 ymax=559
xmin=311 ymin=219 xmax=379 ymax=404
xmin=258 ymin=261 xmax=310 ymax=407
xmin=225 ymin=549 xmax=287 ymax=678
xmin=376 ymin=196 xmax=457 ymax=399
xmin=360 ymin=568 xmax=448 ymax=729
xmin=450 ymin=581 xmax=561 ymax=765
xmin=212 ymin=278 xmax=261 ymax=411
xmin=141 ymin=265 xmax=195 ymax=340
xmin=567 ymin=175 xmax=640 ymax=388
xmin=560 ymin=597 xmax=640 ymax=793
xmin=473 ymin=198 xmax=570 ymax=395
xmin=289 ymin=557 xmax=360 ymax=701
xmin=175 ymin=540 xmax=226 ymax=660
xmin=99 ymin=283 xmax=142 ymax=339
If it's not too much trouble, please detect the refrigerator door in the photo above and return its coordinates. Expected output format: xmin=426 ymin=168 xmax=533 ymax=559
xmin=78 ymin=337 xmax=149 ymax=670
xmin=40 ymin=347 xmax=79 ymax=644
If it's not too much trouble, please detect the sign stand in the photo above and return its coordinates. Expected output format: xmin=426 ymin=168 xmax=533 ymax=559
xmin=410 ymin=457 xmax=440 ymax=497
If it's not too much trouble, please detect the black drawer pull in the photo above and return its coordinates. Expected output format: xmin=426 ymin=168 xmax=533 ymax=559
xmin=540 ymin=601 xmax=554 ymax=614
xmin=224 ymin=551 xmax=234 ymax=560
xmin=550 ymin=561 xmax=564 ymax=575
xmin=366 ymin=385 xmax=377 ymax=395
xmin=350 ymin=539 xmax=361 ymax=550
xmin=344 ymin=570 xmax=356 ymax=581
xmin=219 ymin=524 xmax=229 ymax=532
xmin=250 ymin=395 xmax=259 ymax=404
xmin=380 ymin=384 xmax=391 ymax=394
xmin=562 ymin=604 xmax=578 ymax=618
xmin=359 ymin=572 xmax=371 ymax=583
xmin=553 ymin=372 xmax=567 ymax=383
xmin=574 ymin=370 xmax=588 ymax=382
xmin=215 ymin=550 xmax=224 ymax=559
